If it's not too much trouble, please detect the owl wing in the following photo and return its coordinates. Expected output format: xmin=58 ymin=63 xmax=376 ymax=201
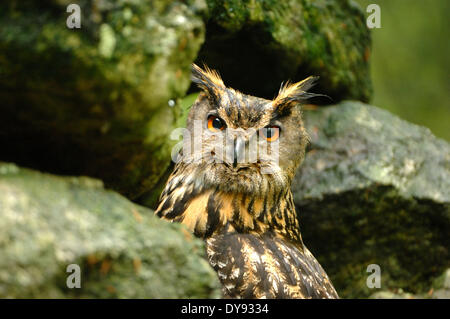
xmin=206 ymin=231 xmax=338 ymax=299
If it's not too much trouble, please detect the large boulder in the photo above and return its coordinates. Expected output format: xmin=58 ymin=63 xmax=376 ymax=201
xmin=194 ymin=0 xmax=372 ymax=102
xmin=0 ymin=162 xmax=220 ymax=298
xmin=0 ymin=0 xmax=206 ymax=200
xmin=292 ymin=101 xmax=450 ymax=298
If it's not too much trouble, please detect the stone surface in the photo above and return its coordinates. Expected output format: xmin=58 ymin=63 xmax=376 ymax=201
xmin=431 ymin=268 xmax=450 ymax=299
xmin=370 ymin=268 xmax=450 ymax=299
xmin=292 ymin=101 xmax=450 ymax=298
xmin=0 ymin=0 xmax=206 ymax=200
xmin=193 ymin=0 xmax=372 ymax=102
xmin=0 ymin=162 xmax=220 ymax=298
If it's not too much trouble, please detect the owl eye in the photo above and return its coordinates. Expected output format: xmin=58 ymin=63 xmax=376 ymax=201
xmin=259 ymin=126 xmax=280 ymax=142
xmin=207 ymin=115 xmax=226 ymax=132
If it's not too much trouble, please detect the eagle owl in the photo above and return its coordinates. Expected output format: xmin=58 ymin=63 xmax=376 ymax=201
xmin=156 ymin=64 xmax=338 ymax=299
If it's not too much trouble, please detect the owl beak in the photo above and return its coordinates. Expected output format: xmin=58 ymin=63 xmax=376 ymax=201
xmin=233 ymin=137 xmax=245 ymax=168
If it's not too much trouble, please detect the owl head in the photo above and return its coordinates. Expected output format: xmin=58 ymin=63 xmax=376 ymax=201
xmin=176 ymin=64 xmax=318 ymax=196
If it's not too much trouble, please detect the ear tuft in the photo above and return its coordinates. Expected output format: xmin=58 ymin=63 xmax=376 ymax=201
xmin=191 ymin=64 xmax=225 ymax=99
xmin=272 ymin=76 xmax=324 ymax=112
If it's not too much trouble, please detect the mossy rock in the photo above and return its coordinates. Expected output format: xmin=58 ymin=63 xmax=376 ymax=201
xmin=193 ymin=0 xmax=372 ymax=102
xmin=0 ymin=0 xmax=206 ymax=199
xmin=292 ymin=101 xmax=450 ymax=298
xmin=0 ymin=162 xmax=220 ymax=298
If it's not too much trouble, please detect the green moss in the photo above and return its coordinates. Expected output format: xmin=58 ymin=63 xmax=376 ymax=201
xmin=197 ymin=0 xmax=371 ymax=102
xmin=0 ymin=0 xmax=206 ymax=199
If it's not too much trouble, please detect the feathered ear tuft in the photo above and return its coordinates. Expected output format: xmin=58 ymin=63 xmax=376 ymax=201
xmin=191 ymin=64 xmax=225 ymax=101
xmin=272 ymin=76 xmax=325 ymax=112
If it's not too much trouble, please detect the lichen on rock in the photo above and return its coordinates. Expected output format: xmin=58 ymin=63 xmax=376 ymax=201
xmin=194 ymin=0 xmax=372 ymax=102
xmin=0 ymin=162 xmax=221 ymax=298
xmin=0 ymin=0 xmax=207 ymax=200
xmin=292 ymin=101 xmax=450 ymax=298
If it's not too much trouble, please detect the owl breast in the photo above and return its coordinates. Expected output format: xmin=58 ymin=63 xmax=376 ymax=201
xmin=206 ymin=230 xmax=338 ymax=299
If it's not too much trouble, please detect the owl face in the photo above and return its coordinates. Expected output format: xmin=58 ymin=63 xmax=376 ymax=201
xmin=177 ymin=64 xmax=316 ymax=196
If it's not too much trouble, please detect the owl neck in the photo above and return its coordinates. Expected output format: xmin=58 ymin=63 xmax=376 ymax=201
xmin=155 ymin=172 xmax=304 ymax=245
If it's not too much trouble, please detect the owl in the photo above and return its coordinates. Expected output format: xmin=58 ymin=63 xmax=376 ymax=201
xmin=155 ymin=64 xmax=338 ymax=299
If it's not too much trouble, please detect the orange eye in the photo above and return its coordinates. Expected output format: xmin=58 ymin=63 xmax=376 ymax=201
xmin=259 ymin=126 xmax=280 ymax=142
xmin=207 ymin=115 xmax=226 ymax=132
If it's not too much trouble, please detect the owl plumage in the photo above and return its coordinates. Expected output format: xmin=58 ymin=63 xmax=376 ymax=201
xmin=155 ymin=64 xmax=338 ymax=299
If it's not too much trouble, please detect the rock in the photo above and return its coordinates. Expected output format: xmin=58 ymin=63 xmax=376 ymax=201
xmin=0 ymin=162 xmax=220 ymax=298
xmin=193 ymin=0 xmax=372 ymax=102
xmin=431 ymin=268 xmax=450 ymax=299
xmin=0 ymin=0 xmax=206 ymax=199
xmin=292 ymin=101 xmax=450 ymax=298
xmin=369 ymin=268 xmax=450 ymax=299
xmin=370 ymin=289 xmax=416 ymax=299
xmin=137 ymin=92 xmax=200 ymax=208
